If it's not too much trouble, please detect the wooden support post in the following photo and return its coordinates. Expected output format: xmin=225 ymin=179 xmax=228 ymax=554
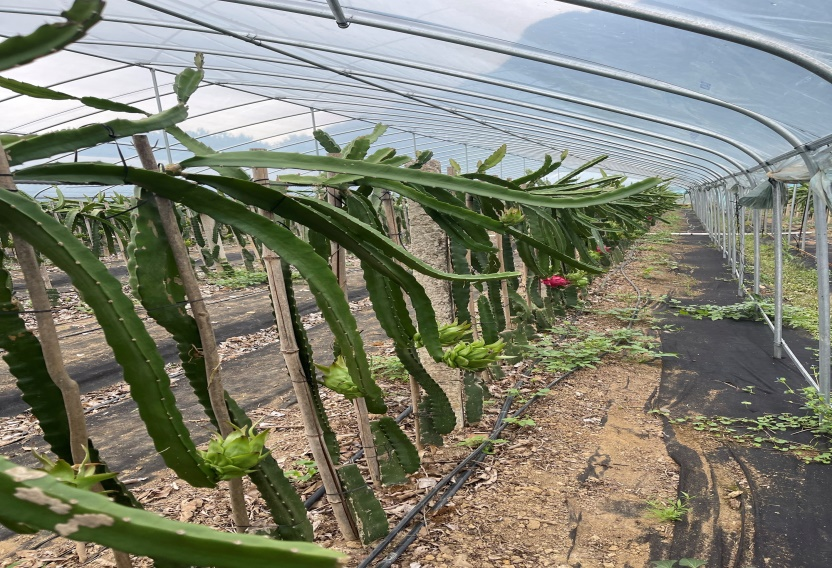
xmin=321 ymin=153 xmax=381 ymax=485
xmin=252 ymin=160 xmax=359 ymax=540
xmin=134 ymin=136 xmax=249 ymax=532
xmin=497 ymin=233 xmax=512 ymax=330
xmin=381 ymin=188 xmax=422 ymax=450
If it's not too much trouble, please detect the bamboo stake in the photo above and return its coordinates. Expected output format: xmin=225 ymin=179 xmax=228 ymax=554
xmin=251 ymin=163 xmax=359 ymax=540
xmin=497 ymin=233 xmax=512 ymax=330
xmin=1 ymin=144 xmax=133 ymax=568
xmin=321 ymin=155 xmax=381 ymax=485
xmin=464 ymin=193 xmax=479 ymax=340
xmin=381 ymin=189 xmax=422 ymax=451
xmin=133 ymin=136 xmax=249 ymax=532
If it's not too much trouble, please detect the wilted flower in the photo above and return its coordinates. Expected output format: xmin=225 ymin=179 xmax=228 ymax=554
xmin=315 ymin=356 xmax=362 ymax=399
xmin=542 ymin=275 xmax=570 ymax=288
xmin=200 ymin=424 xmax=270 ymax=480
xmin=595 ymin=246 xmax=612 ymax=254
xmin=499 ymin=207 xmax=525 ymax=226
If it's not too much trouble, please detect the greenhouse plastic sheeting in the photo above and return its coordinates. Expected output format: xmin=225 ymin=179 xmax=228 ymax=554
xmin=2 ymin=0 xmax=832 ymax=188
xmin=767 ymin=149 xmax=832 ymax=183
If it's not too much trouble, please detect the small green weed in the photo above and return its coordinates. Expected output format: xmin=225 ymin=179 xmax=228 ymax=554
xmin=456 ymin=435 xmax=508 ymax=454
xmin=502 ymin=417 xmax=536 ymax=427
xmin=284 ymin=459 xmax=318 ymax=483
xmin=646 ymin=492 xmax=691 ymax=523
xmin=651 ymin=560 xmax=706 ymax=568
xmin=744 ymin=240 xmax=821 ymax=337
xmin=205 ymin=268 xmax=268 ymax=289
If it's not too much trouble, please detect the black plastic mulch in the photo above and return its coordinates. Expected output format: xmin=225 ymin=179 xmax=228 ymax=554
xmin=652 ymin=210 xmax=832 ymax=567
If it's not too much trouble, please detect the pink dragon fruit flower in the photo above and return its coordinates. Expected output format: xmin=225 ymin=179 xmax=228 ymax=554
xmin=595 ymin=245 xmax=612 ymax=254
xmin=542 ymin=274 xmax=570 ymax=288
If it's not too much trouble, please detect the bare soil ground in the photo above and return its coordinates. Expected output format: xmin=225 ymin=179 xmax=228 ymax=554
xmin=1 ymin=211 xmax=708 ymax=568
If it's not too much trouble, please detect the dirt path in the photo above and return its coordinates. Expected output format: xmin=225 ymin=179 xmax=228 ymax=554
xmin=369 ymin=210 xmax=702 ymax=568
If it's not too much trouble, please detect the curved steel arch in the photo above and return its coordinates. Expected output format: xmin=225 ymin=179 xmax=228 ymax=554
xmin=336 ymin=110 xmax=718 ymax=183
xmin=199 ymin=64 xmax=752 ymax=175
xmin=50 ymin=9 xmax=768 ymax=168
xmin=215 ymin=0 xmax=816 ymax=166
xmin=554 ymin=0 xmax=832 ymax=85
xmin=256 ymin=88 xmax=731 ymax=181
xmin=1 ymin=2 xmax=816 ymax=175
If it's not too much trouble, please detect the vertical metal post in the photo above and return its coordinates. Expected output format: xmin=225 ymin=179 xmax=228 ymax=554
xmin=814 ymin=180 xmax=831 ymax=403
xmin=412 ymin=132 xmax=418 ymax=157
xmin=786 ymin=183 xmax=798 ymax=248
xmin=738 ymin=183 xmax=746 ymax=296
xmin=753 ymin=209 xmax=761 ymax=294
xmin=728 ymin=188 xmax=736 ymax=274
xmin=464 ymin=144 xmax=469 ymax=173
xmin=800 ymin=191 xmax=812 ymax=251
xmin=310 ymin=109 xmax=321 ymax=156
xmin=721 ymin=187 xmax=728 ymax=257
xmin=773 ymin=181 xmax=784 ymax=359
xmin=716 ymin=192 xmax=720 ymax=241
xmin=706 ymin=190 xmax=712 ymax=238
xmin=150 ymin=69 xmax=173 ymax=164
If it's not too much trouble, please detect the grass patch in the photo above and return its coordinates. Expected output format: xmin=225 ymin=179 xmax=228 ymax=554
xmin=204 ymin=268 xmax=268 ymax=289
xmin=664 ymin=297 xmax=817 ymax=337
xmin=524 ymin=323 xmax=675 ymax=375
xmin=646 ymin=492 xmax=691 ymax=523
xmin=744 ymin=239 xmax=823 ymax=337
xmin=369 ymin=355 xmax=410 ymax=383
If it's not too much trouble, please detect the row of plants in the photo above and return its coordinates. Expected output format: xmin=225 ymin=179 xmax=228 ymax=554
xmin=0 ymin=2 xmax=678 ymax=565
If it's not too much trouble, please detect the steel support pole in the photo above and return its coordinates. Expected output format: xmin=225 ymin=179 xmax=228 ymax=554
xmin=773 ymin=182 xmax=784 ymax=359
xmin=738 ymin=183 xmax=746 ymax=296
xmin=720 ymin=187 xmax=728 ymax=257
xmin=753 ymin=208 xmax=761 ymax=294
xmin=786 ymin=184 xmax=798 ymax=247
xmin=813 ymin=182 xmax=831 ymax=403
xmin=310 ymin=109 xmax=320 ymax=156
xmin=324 ymin=0 xmax=350 ymax=28
xmin=150 ymin=69 xmax=173 ymax=164
xmin=729 ymin=189 xmax=737 ymax=275
xmin=800 ymin=191 xmax=812 ymax=251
